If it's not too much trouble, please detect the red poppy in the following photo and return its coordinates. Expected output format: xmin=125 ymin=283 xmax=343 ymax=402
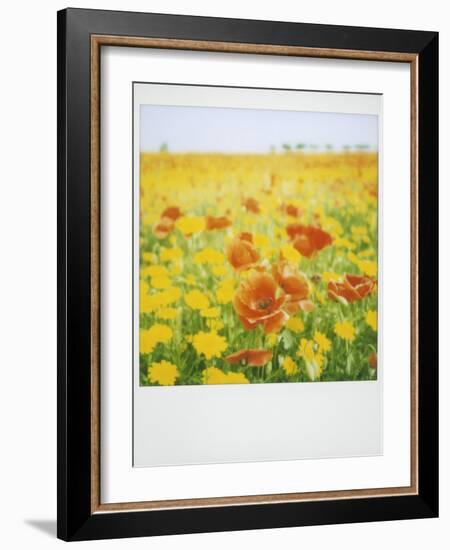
xmin=233 ymin=272 xmax=287 ymax=334
xmin=368 ymin=352 xmax=377 ymax=369
xmin=286 ymin=224 xmax=333 ymax=258
xmin=205 ymin=215 xmax=232 ymax=230
xmin=161 ymin=206 xmax=182 ymax=221
xmin=153 ymin=217 xmax=174 ymax=239
xmin=225 ymin=349 xmax=273 ymax=366
xmin=226 ymin=236 xmax=260 ymax=271
xmin=242 ymin=197 xmax=260 ymax=214
xmin=328 ymin=274 xmax=376 ymax=303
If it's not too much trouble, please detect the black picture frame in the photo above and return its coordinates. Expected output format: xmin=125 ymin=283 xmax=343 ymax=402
xmin=57 ymin=7 xmax=438 ymax=541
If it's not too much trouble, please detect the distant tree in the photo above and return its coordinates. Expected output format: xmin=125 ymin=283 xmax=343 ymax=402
xmin=326 ymin=144 xmax=333 ymax=150
xmin=296 ymin=143 xmax=306 ymax=150
xmin=160 ymin=142 xmax=168 ymax=152
xmin=282 ymin=143 xmax=292 ymax=152
xmin=343 ymin=145 xmax=351 ymax=152
xmin=355 ymin=144 xmax=370 ymax=151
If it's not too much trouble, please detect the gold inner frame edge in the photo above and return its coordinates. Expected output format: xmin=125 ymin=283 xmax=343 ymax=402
xmin=90 ymin=35 xmax=419 ymax=514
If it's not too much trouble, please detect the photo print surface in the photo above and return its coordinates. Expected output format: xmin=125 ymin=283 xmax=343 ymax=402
xmin=137 ymin=93 xmax=379 ymax=388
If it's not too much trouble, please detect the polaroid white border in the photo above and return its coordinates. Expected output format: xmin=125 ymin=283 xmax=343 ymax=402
xmin=133 ymin=83 xmax=382 ymax=468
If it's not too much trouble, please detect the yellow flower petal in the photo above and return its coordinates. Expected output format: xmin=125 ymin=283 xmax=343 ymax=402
xmin=185 ymin=290 xmax=210 ymax=310
xmin=334 ymin=321 xmax=356 ymax=341
xmin=192 ymin=331 xmax=227 ymax=359
xmin=148 ymin=360 xmax=179 ymax=386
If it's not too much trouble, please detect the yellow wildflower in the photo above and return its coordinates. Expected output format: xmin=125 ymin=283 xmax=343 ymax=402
xmin=323 ymin=217 xmax=343 ymax=237
xmin=170 ymin=263 xmax=182 ymax=275
xmin=226 ymin=371 xmax=250 ymax=384
xmin=351 ymin=226 xmax=366 ymax=236
xmin=202 ymin=366 xmax=248 ymax=385
xmin=346 ymin=250 xmax=377 ymax=277
xmin=140 ymin=280 xmax=151 ymax=295
xmin=216 ymin=280 xmax=235 ymax=304
xmin=160 ymin=247 xmax=183 ymax=262
xmin=333 ymin=237 xmax=356 ymax=250
xmin=334 ymin=321 xmax=356 ymax=341
xmin=142 ymin=287 xmax=182 ymax=313
xmin=358 ymin=260 xmax=377 ymax=278
xmin=281 ymin=243 xmax=302 ymax=263
xmin=359 ymin=247 xmax=375 ymax=258
xmin=366 ymin=310 xmax=377 ymax=331
xmin=211 ymin=265 xmax=227 ymax=277
xmin=140 ymin=292 xmax=159 ymax=314
xmin=274 ymin=226 xmax=287 ymax=239
xmin=254 ymin=233 xmax=270 ymax=249
xmin=282 ymin=356 xmax=298 ymax=376
xmin=266 ymin=333 xmax=278 ymax=347
xmin=206 ymin=319 xmax=224 ymax=331
xmin=142 ymin=264 xmax=168 ymax=277
xmin=148 ymin=360 xmax=179 ymax=386
xmin=150 ymin=275 xmax=171 ymax=289
xmin=347 ymin=251 xmax=359 ymax=264
xmin=193 ymin=247 xmax=225 ymax=265
xmin=314 ymin=331 xmax=331 ymax=353
xmin=186 ymin=274 xmax=197 ymax=286
xmin=142 ymin=251 xmax=157 ymax=264
xmin=175 ymin=216 xmax=206 ymax=235
xmin=155 ymin=307 xmax=178 ymax=320
xmin=322 ymin=271 xmax=342 ymax=283
xmin=315 ymin=290 xmax=326 ymax=304
xmin=200 ymin=307 xmax=220 ymax=318
xmin=140 ymin=324 xmax=173 ymax=353
xmin=185 ymin=289 xmax=210 ymax=310
xmin=286 ymin=317 xmax=304 ymax=333
xmin=297 ymin=338 xmax=324 ymax=380
xmin=161 ymin=286 xmax=182 ymax=305
xmin=192 ymin=331 xmax=227 ymax=359
xmin=243 ymin=214 xmax=257 ymax=226
xmin=297 ymin=338 xmax=315 ymax=363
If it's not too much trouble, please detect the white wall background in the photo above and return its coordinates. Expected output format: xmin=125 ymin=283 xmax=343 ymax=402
xmin=0 ymin=0 xmax=446 ymax=548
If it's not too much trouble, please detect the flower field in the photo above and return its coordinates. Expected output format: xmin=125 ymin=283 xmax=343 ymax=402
xmin=139 ymin=151 xmax=378 ymax=386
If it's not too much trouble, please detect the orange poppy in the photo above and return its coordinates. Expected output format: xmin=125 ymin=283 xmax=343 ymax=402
xmin=226 ymin=236 xmax=260 ymax=271
xmin=281 ymin=203 xmax=302 ymax=218
xmin=328 ymin=274 xmax=376 ymax=303
xmin=205 ymin=215 xmax=232 ymax=230
xmin=161 ymin=206 xmax=182 ymax=221
xmin=368 ymin=352 xmax=377 ymax=369
xmin=242 ymin=197 xmax=260 ymax=214
xmin=286 ymin=224 xmax=333 ymax=258
xmin=153 ymin=216 xmax=174 ymax=239
xmin=225 ymin=349 xmax=273 ymax=366
xmin=284 ymin=299 xmax=315 ymax=314
xmin=238 ymin=231 xmax=253 ymax=243
xmin=233 ymin=272 xmax=287 ymax=334
xmin=272 ymin=260 xmax=314 ymax=314
xmin=272 ymin=260 xmax=308 ymax=300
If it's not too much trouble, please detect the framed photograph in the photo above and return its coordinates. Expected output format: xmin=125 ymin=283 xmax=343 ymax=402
xmin=57 ymin=8 xmax=438 ymax=541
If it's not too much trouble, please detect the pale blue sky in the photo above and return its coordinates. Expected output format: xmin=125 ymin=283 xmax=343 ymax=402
xmin=140 ymin=105 xmax=378 ymax=153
